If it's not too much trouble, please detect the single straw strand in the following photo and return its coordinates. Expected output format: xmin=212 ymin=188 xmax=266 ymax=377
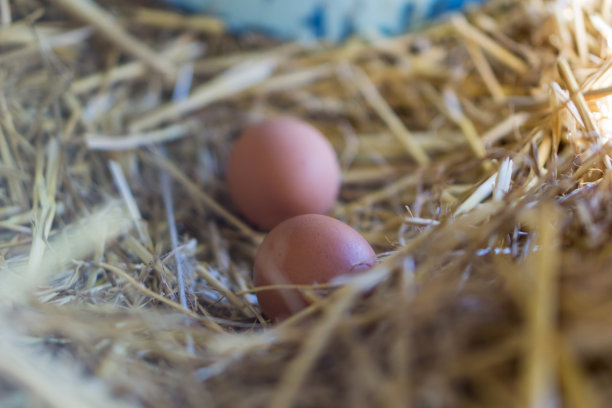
xmin=161 ymin=151 xmax=192 ymax=315
xmin=87 ymin=122 xmax=195 ymax=151
xmin=0 ymin=0 xmax=10 ymax=26
xmin=573 ymin=0 xmax=588 ymax=63
xmin=108 ymin=160 xmax=149 ymax=244
xmin=464 ymin=39 xmax=506 ymax=102
xmin=523 ymin=204 xmax=561 ymax=408
xmin=162 ymin=63 xmax=198 ymax=353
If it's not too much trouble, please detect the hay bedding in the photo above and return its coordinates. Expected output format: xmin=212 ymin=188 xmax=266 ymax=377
xmin=2 ymin=0 xmax=612 ymax=406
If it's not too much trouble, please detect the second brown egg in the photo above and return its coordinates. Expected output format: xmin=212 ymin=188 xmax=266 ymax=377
xmin=226 ymin=117 xmax=340 ymax=230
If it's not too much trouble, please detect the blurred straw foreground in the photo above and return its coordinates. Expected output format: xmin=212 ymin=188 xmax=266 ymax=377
xmin=2 ymin=0 xmax=612 ymax=406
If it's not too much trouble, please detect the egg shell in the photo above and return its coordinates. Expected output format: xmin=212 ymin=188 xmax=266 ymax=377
xmin=253 ymin=214 xmax=376 ymax=320
xmin=226 ymin=117 xmax=340 ymax=230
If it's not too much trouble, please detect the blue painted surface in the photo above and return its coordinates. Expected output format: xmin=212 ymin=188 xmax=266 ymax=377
xmin=304 ymin=5 xmax=327 ymax=39
xmin=426 ymin=0 xmax=482 ymax=18
xmin=159 ymin=0 xmax=487 ymax=42
xmin=400 ymin=3 xmax=417 ymax=28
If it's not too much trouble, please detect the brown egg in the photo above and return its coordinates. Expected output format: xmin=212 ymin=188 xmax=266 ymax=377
xmin=227 ymin=117 xmax=340 ymax=230
xmin=253 ymin=214 xmax=376 ymax=320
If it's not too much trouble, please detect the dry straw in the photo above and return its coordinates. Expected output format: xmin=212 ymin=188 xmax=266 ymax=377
xmin=2 ymin=0 xmax=612 ymax=406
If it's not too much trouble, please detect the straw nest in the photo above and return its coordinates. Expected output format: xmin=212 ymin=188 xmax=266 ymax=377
xmin=2 ymin=0 xmax=612 ymax=406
